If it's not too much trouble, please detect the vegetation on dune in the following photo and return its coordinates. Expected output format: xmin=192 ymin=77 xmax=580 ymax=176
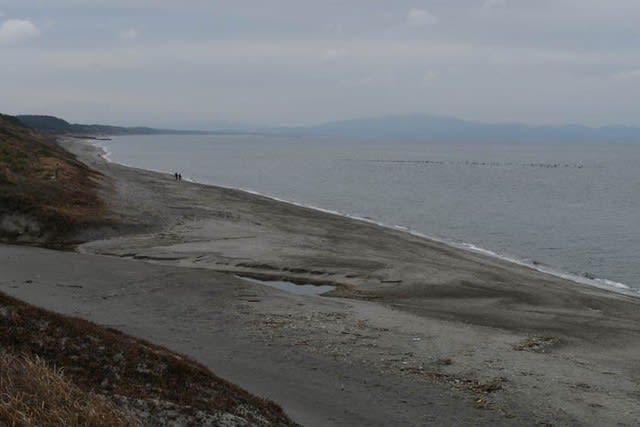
xmin=0 ymin=292 xmax=297 ymax=426
xmin=0 ymin=353 xmax=139 ymax=427
xmin=0 ymin=114 xmax=105 ymax=244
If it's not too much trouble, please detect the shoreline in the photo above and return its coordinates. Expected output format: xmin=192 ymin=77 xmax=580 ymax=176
xmin=3 ymin=135 xmax=639 ymax=425
xmin=69 ymin=134 xmax=640 ymax=338
xmin=91 ymin=137 xmax=637 ymax=298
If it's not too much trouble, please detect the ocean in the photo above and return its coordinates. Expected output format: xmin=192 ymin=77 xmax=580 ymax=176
xmin=97 ymin=135 xmax=640 ymax=294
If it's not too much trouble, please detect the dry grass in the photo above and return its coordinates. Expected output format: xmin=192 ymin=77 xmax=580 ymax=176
xmin=0 ymin=292 xmax=297 ymax=426
xmin=0 ymin=353 xmax=140 ymax=427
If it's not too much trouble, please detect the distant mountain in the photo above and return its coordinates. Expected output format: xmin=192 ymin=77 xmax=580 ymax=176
xmin=15 ymin=113 xmax=640 ymax=142
xmin=276 ymin=114 xmax=640 ymax=142
xmin=16 ymin=115 xmax=241 ymax=137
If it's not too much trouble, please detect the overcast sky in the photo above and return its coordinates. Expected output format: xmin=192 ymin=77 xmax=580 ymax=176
xmin=1 ymin=0 xmax=640 ymax=128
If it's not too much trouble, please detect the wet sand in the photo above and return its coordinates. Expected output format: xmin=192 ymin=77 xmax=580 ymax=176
xmin=2 ymin=137 xmax=640 ymax=425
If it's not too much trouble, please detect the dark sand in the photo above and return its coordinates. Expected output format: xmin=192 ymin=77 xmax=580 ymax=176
xmin=2 ymin=137 xmax=640 ymax=426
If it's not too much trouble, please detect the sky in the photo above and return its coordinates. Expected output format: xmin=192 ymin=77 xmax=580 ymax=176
xmin=1 ymin=0 xmax=640 ymax=129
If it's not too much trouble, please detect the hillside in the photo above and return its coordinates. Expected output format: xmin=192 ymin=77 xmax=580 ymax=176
xmin=16 ymin=115 xmax=236 ymax=137
xmin=0 ymin=114 xmax=106 ymax=244
xmin=0 ymin=291 xmax=297 ymax=426
xmin=0 ymin=113 xmax=298 ymax=426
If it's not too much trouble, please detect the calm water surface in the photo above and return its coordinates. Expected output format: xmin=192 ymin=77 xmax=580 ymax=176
xmin=99 ymin=135 xmax=640 ymax=293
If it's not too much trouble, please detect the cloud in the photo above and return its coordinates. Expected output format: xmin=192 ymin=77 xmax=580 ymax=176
xmin=407 ymin=8 xmax=438 ymax=27
xmin=0 ymin=19 xmax=40 ymax=44
xmin=3 ymin=1 xmax=640 ymax=127
xmin=423 ymin=70 xmax=439 ymax=83
xmin=349 ymin=70 xmax=396 ymax=87
xmin=119 ymin=28 xmax=138 ymax=40
xmin=323 ymin=47 xmax=349 ymax=62
xmin=482 ymin=0 xmax=507 ymax=9
xmin=612 ymin=68 xmax=640 ymax=79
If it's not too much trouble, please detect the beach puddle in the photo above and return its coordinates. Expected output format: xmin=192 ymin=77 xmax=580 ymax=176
xmin=240 ymin=277 xmax=335 ymax=296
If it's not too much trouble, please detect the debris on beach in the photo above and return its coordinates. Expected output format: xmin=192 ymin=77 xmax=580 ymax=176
xmin=514 ymin=336 xmax=561 ymax=353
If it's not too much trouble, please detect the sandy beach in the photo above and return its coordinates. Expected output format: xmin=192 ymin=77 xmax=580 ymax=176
xmin=2 ymin=137 xmax=640 ymax=426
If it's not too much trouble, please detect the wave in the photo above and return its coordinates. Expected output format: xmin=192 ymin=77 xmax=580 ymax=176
xmin=87 ymin=139 xmax=183 ymax=177
xmin=86 ymin=139 xmax=112 ymax=162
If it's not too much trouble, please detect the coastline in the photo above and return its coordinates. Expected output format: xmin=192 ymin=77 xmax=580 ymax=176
xmin=91 ymin=138 xmax=637 ymax=297
xmin=2 ymin=136 xmax=640 ymax=425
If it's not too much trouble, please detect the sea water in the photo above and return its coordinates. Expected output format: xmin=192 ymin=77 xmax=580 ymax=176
xmin=97 ymin=135 xmax=640 ymax=293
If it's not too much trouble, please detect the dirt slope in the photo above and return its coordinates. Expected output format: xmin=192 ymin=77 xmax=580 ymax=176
xmin=0 ymin=114 xmax=106 ymax=245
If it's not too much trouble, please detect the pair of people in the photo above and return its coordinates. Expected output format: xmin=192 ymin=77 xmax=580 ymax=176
xmin=174 ymin=172 xmax=182 ymax=181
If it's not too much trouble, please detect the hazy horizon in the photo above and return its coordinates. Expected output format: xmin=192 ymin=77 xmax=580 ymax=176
xmin=3 ymin=1 xmax=640 ymax=129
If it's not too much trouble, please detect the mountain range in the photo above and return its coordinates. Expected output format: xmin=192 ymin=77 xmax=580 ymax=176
xmin=14 ymin=113 xmax=640 ymax=142
xmin=276 ymin=114 xmax=640 ymax=142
